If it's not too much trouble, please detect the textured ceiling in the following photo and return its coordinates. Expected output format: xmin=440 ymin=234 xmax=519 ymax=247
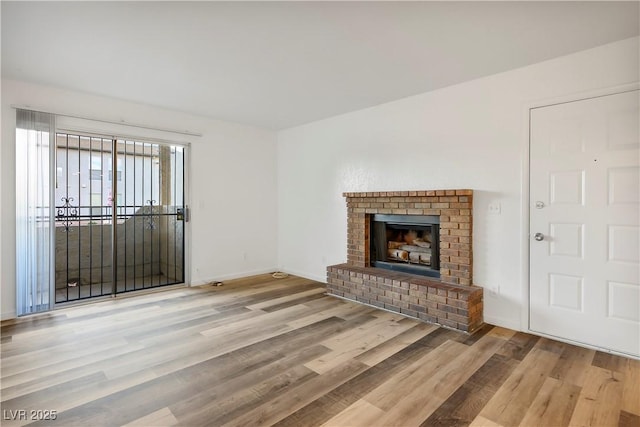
xmin=2 ymin=1 xmax=638 ymax=129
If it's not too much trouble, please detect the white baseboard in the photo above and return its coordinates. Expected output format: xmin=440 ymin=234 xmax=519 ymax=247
xmin=278 ymin=268 xmax=327 ymax=284
xmin=483 ymin=314 xmax=522 ymax=331
xmin=1 ymin=310 xmax=17 ymax=321
xmin=190 ymin=268 xmax=279 ymax=287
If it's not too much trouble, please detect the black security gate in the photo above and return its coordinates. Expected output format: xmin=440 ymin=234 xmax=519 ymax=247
xmin=54 ymin=133 xmax=186 ymax=303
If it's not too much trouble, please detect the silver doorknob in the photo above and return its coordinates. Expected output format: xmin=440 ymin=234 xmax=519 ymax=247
xmin=534 ymin=233 xmax=544 ymax=241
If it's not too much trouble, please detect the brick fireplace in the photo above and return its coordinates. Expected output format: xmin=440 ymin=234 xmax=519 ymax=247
xmin=326 ymin=190 xmax=483 ymax=332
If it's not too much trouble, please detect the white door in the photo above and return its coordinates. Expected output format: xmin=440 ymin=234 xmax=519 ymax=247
xmin=530 ymin=89 xmax=639 ymax=357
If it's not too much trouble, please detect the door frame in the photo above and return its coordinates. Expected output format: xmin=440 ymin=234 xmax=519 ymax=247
xmin=520 ymin=82 xmax=639 ymax=355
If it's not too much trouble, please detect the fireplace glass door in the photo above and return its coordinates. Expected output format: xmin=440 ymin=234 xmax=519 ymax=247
xmin=371 ymin=214 xmax=440 ymax=278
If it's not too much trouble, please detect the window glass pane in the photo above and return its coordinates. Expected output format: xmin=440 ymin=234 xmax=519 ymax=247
xmin=91 ymin=155 xmax=101 ymax=170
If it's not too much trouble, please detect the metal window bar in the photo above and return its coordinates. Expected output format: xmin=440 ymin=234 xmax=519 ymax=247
xmin=176 ymin=149 xmax=182 ymax=281
xmin=133 ymin=140 xmax=137 ymax=291
xmin=150 ymin=143 xmax=154 ymax=289
xmin=100 ymin=138 xmax=104 ymax=297
xmin=122 ymin=140 xmax=127 ymax=292
xmin=141 ymin=143 xmax=145 ymax=290
xmin=77 ymin=136 xmax=82 ymax=299
xmin=89 ymin=138 xmax=93 ymax=297
xmin=64 ymin=134 xmax=69 ymax=302
xmin=173 ymin=146 xmax=177 ymax=283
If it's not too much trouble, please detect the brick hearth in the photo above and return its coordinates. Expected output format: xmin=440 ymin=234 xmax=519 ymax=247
xmin=326 ymin=190 xmax=484 ymax=333
xmin=326 ymin=264 xmax=483 ymax=332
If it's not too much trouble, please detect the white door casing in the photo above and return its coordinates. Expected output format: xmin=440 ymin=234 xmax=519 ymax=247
xmin=529 ymin=89 xmax=639 ymax=357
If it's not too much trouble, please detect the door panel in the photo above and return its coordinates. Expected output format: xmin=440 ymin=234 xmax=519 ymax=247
xmin=530 ymin=90 xmax=639 ymax=357
xmin=55 ymin=134 xmax=114 ymax=302
xmin=115 ymin=140 xmax=185 ymax=293
xmin=549 ymin=170 xmax=585 ymax=205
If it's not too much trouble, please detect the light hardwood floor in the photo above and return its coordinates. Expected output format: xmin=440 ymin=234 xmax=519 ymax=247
xmin=1 ymin=274 xmax=638 ymax=427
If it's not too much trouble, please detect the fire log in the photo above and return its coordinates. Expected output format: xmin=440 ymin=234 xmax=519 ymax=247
xmin=388 ymin=241 xmax=405 ymax=250
xmin=409 ymin=252 xmax=431 ymax=265
xmin=400 ymin=245 xmax=432 ymax=254
xmin=387 ymin=249 xmax=409 ymax=261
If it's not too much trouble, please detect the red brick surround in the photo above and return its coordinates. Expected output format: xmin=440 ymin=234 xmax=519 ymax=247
xmin=345 ymin=189 xmax=473 ymax=285
xmin=326 ymin=190 xmax=483 ymax=333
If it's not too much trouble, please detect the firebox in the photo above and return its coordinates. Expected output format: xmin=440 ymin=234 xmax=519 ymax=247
xmin=370 ymin=214 xmax=440 ymax=278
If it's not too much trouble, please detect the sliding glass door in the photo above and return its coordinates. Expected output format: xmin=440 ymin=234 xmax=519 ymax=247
xmin=54 ymin=133 xmax=186 ymax=303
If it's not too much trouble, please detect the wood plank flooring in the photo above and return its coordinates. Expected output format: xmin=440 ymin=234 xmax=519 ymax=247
xmin=1 ymin=274 xmax=638 ymax=427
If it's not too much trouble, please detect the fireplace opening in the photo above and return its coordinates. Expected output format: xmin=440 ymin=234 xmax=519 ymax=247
xmin=370 ymin=214 xmax=440 ymax=278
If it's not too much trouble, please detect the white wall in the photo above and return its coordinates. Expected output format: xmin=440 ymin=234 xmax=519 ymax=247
xmin=277 ymin=37 xmax=639 ymax=330
xmin=1 ymin=79 xmax=278 ymax=320
xmin=3 ymin=38 xmax=637 ymax=326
